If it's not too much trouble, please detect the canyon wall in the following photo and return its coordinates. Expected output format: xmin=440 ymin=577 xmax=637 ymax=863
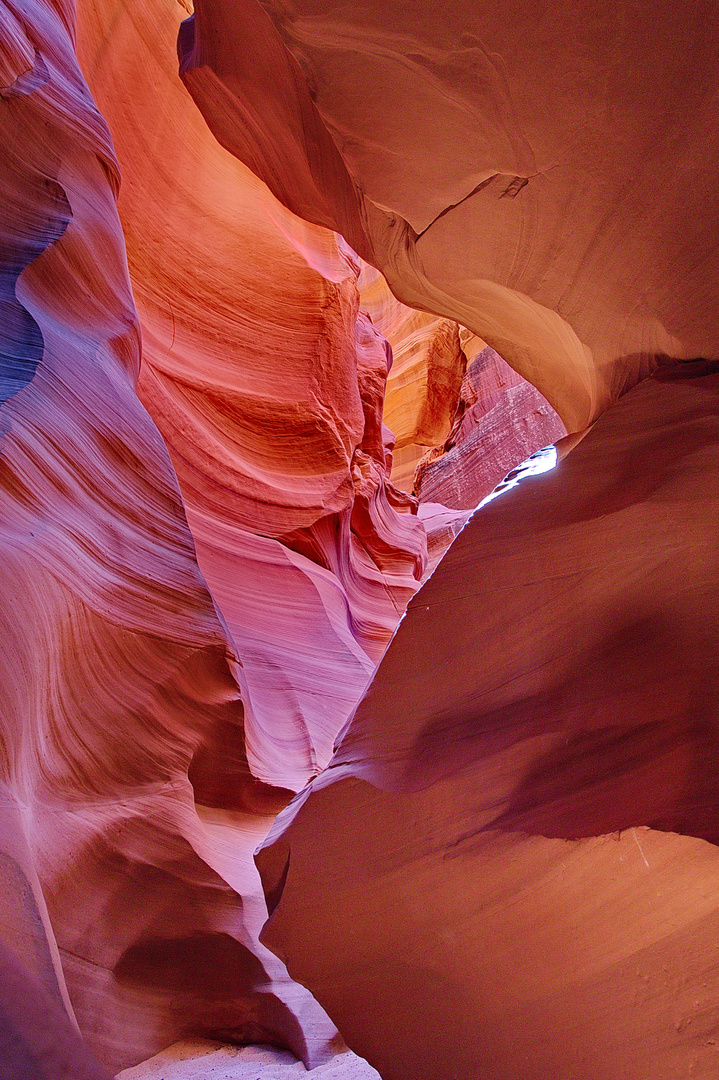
xmin=184 ymin=0 xmax=719 ymax=433
xmin=77 ymin=0 xmax=429 ymax=796
xmin=3 ymin=0 xmax=717 ymax=1077
xmin=358 ymin=268 xmax=565 ymax=499
xmin=2 ymin=0 xmax=513 ymax=1071
xmin=0 ymin=0 xmax=339 ymax=1070
xmin=414 ymin=341 xmax=565 ymax=510
xmin=259 ymin=364 xmax=719 ymax=1080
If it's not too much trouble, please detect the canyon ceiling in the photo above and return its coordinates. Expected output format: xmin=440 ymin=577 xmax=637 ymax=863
xmin=1 ymin=1 xmax=718 ymax=1078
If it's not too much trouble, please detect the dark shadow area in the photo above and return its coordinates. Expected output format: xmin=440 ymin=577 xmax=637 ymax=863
xmin=0 ymin=171 xmax=71 ymax=403
xmin=115 ymin=930 xmax=268 ymax=1000
xmin=0 ymin=941 xmax=109 ymax=1080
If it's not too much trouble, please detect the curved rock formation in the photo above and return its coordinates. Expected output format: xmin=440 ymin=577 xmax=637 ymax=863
xmin=6 ymin=0 xmax=717 ymax=1077
xmin=77 ymin=0 xmax=427 ymax=794
xmin=181 ymin=0 xmax=719 ymax=433
xmin=2 ymin=0 xmax=486 ymax=1072
xmin=415 ymin=341 xmax=566 ymax=509
xmin=357 ymin=263 xmax=466 ymax=491
xmin=1 ymin=0 xmax=335 ymax=1071
xmin=0 ymin=940 xmax=110 ymax=1080
xmin=358 ymin=269 xmax=566 ymax=501
xmin=258 ymin=364 xmax=719 ymax=1080
xmin=118 ymin=1038 xmax=379 ymax=1080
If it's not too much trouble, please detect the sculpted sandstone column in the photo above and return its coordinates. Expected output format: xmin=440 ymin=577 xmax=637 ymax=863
xmin=77 ymin=0 xmax=429 ymax=796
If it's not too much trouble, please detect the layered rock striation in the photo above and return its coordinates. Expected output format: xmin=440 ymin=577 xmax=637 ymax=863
xmin=357 ymin=268 xmax=566 ymax=502
xmin=356 ymin=263 xmax=467 ymax=492
xmin=415 ymin=341 xmax=565 ymax=510
xmin=259 ymin=365 xmax=719 ymax=1080
xmin=4 ymin=0 xmax=717 ymax=1077
xmin=0 ymin=0 xmax=341 ymax=1070
xmin=182 ymin=0 xmax=719 ymax=433
xmin=77 ymin=0 xmax=429 ymax=793
xmin=1 ymin=0 xmax=505 ymax=1073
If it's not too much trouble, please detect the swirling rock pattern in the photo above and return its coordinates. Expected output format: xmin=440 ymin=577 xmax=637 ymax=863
xmin=258 ymin=366 xmax=719 ymax=1080
xmin=1 ymin=0 xmax=335 ymax=1071
xmin=183 ymin=0 xmax=719 ymax=434
xmin=5 ymin=0 xmax=715 ymax=1078
xmin=415 ymin=341 xmax=566 ymax=509
xmin=358 ymin=265 xmax=566 ymax=513
xmin=2 ymin=0 xmax=480 ymax=1073
xmin=77 ymin=0 xmax=427 ymax=793
xmin=357 ymin=263 xmax=466 ymax=492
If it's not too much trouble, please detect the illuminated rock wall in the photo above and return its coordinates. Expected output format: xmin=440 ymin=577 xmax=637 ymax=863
xmin=4 ymin=1 xmax=716 ymax=1077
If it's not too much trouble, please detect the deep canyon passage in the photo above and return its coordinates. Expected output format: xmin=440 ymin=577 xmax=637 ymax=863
xmin=1 ymin=1 xmax=719 ymax=1079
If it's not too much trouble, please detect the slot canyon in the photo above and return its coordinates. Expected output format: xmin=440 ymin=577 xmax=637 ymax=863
xmin=1 ymin=1 xmax=718 ymax=1077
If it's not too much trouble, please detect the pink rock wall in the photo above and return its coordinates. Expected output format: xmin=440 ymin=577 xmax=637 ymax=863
xmin=3 ymin=0 xmax=504 ymax=1073
xmin=0 ymin=940 xmax=110 ymax=1079
xmin=77 ymin=0 xmax=427 ymax=795
xmin=357 ymin=263 xmax=466 ymax=492
xmin=258 ymin=365 xmax=719 ymax=1080
xmin=415 ymin=343 xmax=566 ymax=509
xmin=5 ymin=0 xmax=712 ymax=1076
xmin=184 ymin=0 xmax=719 ymax=433
xmin=0 ymin=0 xmax=335 ymax=1070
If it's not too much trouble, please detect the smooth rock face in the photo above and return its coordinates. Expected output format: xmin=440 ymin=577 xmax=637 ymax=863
xmin=185 ymin=0 xmax=719 ymax=432
xmin=1 ymin=1 xmax=501 ymax=1074
xmin=0 ymin=940 xmax=110 ymax=1080
xmin=4 ymin=0 xmax=717 ymax=1078
xmin=0 ymin=0 xmax=334 ymax=1071
xmin=258 ymin=368 xmax=719 ymax=1080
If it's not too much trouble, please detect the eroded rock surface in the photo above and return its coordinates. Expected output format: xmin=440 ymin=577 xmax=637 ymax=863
xmin=357 ymin=263 xmax=466 ymax=491
xmin=357 ymin=270 xmax=566 ymax=501
xmin=0 ymin=940 xmax=109 ymax=1080
xmin=258 ymin=367 xmax=719 ymax=1080
xmin=184 ymin=0 xmax=719 ymax=432
xmin=2 ymin=0 xmax=502 ymax=1074
xmin=4 ymin=0 xmax=717 ymax=1077
xmin=0 ymin=0 xmax=335 ymax=1071
xmin=78 ymin=0 xmax=428 ymax=794
xmin=415 ymin=342 xmax=565 ymax=509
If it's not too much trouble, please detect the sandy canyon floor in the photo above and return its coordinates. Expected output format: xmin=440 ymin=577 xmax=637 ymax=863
xmin=119 ymin=1041 xmax=381 ymax=1080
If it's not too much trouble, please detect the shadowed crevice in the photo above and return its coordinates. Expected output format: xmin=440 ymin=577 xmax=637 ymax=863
xmin=0 ymin=171 xmax=71 ymax=404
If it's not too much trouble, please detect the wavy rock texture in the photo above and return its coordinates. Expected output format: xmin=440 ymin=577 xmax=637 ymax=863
xmin=6 ymin=1 xmax=714 ymax=1078
xmin=258 ymin=366 xmax=719 ymax=1080
xmin=358 ymin=269 xmax=566 ymax=501
xmin=77 ymin=0 xmax=427 ymax=795
xmin=415 ymin=341 xmax=566 ymax=509
xmin=0 ymin=940 xmax=110 ymax=1080
xmin=357 ymin=263 xmax=466 ymax=492
xmin=182 ymin=0 xmax=719 ymax=434
xmin=0 ymin=0 xmax=337 ymax=1072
